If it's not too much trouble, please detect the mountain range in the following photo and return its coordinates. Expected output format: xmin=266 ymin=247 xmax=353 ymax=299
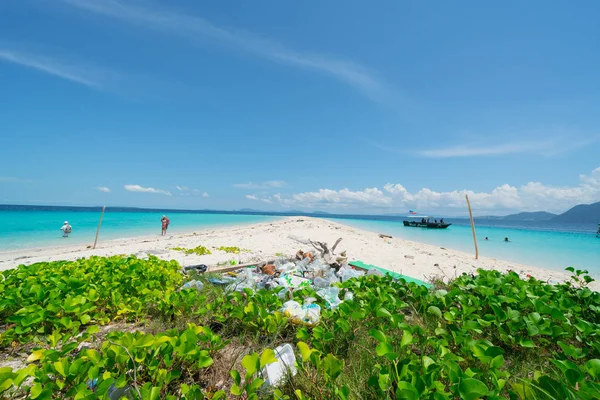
xmin=480 ymin=201 xmax=600 ymax=223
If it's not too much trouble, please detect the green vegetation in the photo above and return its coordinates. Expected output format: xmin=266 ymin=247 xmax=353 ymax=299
xmin=216 ymin=246 xmax=250 ymax=254
xmin=1 ymin=257 xmax=599 ymax=399
xmin=171 ymin=246 xmax=212 ymax=256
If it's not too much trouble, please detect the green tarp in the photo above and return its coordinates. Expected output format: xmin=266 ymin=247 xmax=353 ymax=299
xmin=349 ymin=260 xmax=432 ymax=288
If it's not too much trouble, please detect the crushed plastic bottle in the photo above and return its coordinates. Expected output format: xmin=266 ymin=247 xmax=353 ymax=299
xmin=344 ymin=291 xmax=354 ymax=301
xmin=312 ymin=276 xmax=329 ymax=289
xmin=317 ymin=287 xmax=342 ymax=309
xmin=181 ymin=280 xmax=204 ymax=291
xmin=338 ymin=267 xmax=365 ymax=282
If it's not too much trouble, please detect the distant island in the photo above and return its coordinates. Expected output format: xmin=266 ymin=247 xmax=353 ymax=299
xmin=477 ymin=201 xmax=600 ymax=223
xmin=552 ymin=201 xmax=600 ymax=224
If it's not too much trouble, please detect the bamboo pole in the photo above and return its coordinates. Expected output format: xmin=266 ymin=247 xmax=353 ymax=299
xmin=466 ymin=195 xmax=478 ymax=260
xmin=93 ymin=206 xmax=106 ymax=249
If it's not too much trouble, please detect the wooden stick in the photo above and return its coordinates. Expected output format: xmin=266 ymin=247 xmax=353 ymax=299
xmin=93 ymin=206 xmax=106 ymax=249
xmin=465 ymin=195 xmax=478 ymax=260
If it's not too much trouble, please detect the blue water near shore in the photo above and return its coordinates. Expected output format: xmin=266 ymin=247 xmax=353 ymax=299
xmin=0 ymin=209 xmax=279 ymax=251
xmin=334 ymin=218 xmax=599 ymax=276
xmin=0 ymin=206 xmax=598 ymax=276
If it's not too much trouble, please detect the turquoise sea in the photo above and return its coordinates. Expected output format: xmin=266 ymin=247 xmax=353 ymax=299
xmin=0 ymin=208 xmax=279 ymax=251
xmin=335 ymin=218 xmax=599 ymax=277
xmin=0 ymin=206 xmax=598 ymax=277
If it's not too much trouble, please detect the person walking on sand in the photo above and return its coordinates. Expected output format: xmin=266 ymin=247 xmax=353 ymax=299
xmin=60 ymin=221 xmax=72 ymax=238
xmin=161 ymin=215 xmax=170 ymax=236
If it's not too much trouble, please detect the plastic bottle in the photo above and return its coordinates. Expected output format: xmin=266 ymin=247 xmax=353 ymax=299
xmin=262 ymin=343 xmax=298 ymax=386
xmin=312 ymin=277 xmax=329 ymax=288
xmin=181 ymin=280 xmax=204 ymax=291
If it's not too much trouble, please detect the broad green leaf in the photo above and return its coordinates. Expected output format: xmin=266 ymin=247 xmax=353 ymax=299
xmin=376 ymin=308 xmax=392 ymax=318
xmin=518 ymin=338 xmax=535 ymax=348
xmin=458 ymin=378 xmax=488 ymax=400
xmin=490 ymin=355 xmax=504 ymax=369
xmin=369 ymin=329 xmax=387 ymax=343
xmin=260 ymin=349 xmax=277 ymax=368
xmin=241 ymin=353 xmax=260 ymax=377
xmin=197 ymin=356 xmax=213 ymax=369
xmin=585 ymin=359 xmax=600 ymax=379
xmin=428 ymin=306 xmax=442 ymax=318
xmin=376 ymin=342 xmax=394 ymax=357
xmin=401 ymin=331 xmax=413 ymax=347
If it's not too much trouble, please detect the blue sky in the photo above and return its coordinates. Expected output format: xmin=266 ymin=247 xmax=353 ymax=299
xmin=1 ymin=0 xmax=599 ymax=215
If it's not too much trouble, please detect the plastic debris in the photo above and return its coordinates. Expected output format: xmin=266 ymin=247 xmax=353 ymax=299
xmin=367 ymin=268 xmax=385 ymax=277
xmin=312 ymin=276 xmax=329 ymax=288
xmin=208 ymin=277 xmax=235 ymax=285
xmin=107 ymin=384 xmax=134 ymax=400
xmin=262 ymin=343 xmax=297 ymax=386
xmin=181 ymin=280 xmax=204 ymax=291
xmin=344 ymin=291 xmax=354 ymax=301
xmin=338 ymin=267 xmax=365 ymax=282
xmin=282 ymin=300 xmax=321 ymax=326
xmin=317 ymin=287 xmax=343 ymax=309
xmin=184 ymin=264 xmax=208 ymax=273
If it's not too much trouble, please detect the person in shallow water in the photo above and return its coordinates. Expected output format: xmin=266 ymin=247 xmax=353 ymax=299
xmin=161 ymin=215 xmax=170 ymax=236
xmin=504 ymin=237 xmax=510 ymax=242
xmin=485 ymin=237 xmax=489 ymax=241
xmin=60 ymin=221 xmax=72 ymax=238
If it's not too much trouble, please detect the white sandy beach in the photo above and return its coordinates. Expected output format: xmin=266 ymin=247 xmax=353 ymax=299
xmin=0 ymin=217 xmax=587 ymax=288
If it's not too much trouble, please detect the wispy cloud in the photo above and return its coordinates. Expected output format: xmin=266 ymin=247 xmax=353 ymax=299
xmin=95 ymin=186 xmax=111 ymax=192
xmin=370 ymin=135 xmax=599 ymax=158
xmin=61 ymin=0 xmax=386 ymax=100
xmin=0 ymin=48 xmax=103 ymax=88
xmin=124 ymin=184 xmax=171 ymax=196
xmin=245 ymin=195 xmax=258 ymax=200
xmin=418 ymin=142 xmax=543 ymax=158
xmin=234 ymin=181 xmax=286 ymax=190
xmin=175 ymin=186 xmax=209 ymax=197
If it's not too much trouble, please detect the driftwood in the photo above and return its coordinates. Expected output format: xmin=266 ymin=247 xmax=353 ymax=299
xmin=379 ymin=233 xmax=392 ymax=239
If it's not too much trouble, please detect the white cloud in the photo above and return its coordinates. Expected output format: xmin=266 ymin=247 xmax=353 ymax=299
xmin=124 ymin=184 xmax=171 ymax=196
xmin=202 ymin=192 xmax=209 ymax=198
xmin=0 ymin=49 xmax=103 ymax=88
xmin=62 ymin=0 xmax=386 ymax=100
xmin=234 ymin=181 xmax=286 ymax=189
xmin=245 ymin=195 xmax=259 ymax=200
xmin=176 ymin=186 xmax=189 ymax=191
xmin=291 ymin=187 xmax=392 ymax=208
xmin=263 ymin=167 xmax=600 ymax=214
xmin=95 ymin=186 xmax=111 ymax=193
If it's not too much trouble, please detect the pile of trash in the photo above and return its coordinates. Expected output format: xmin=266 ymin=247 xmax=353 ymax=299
xmin=184 ymin=244 xmax=367 ymax=325
xmin=222 ymin=251 xmax=364 ymax=294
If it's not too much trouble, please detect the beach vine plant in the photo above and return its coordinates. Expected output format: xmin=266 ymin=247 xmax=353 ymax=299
xmin=1 ymin=256 xmax=600 ymax=399
xmin=171 ymin=246 xmax=212 ymax=256
xmin=216 ymin=246 xmax=250 ymax=254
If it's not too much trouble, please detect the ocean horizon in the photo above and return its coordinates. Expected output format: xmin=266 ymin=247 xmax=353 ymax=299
xmin=0 ymin=204 xmax=597 ymax=277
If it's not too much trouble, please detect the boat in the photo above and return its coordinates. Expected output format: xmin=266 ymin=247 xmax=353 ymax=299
xmin=597 ymin=224 xmax=600 ymax=238
xmin=402 ymin=216 xmax=451 ymax=229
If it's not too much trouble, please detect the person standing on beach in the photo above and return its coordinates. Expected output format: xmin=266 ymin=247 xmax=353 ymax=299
xmin=161 ymin=215 xmax=170 ymax=236
xmin=60 ymin=221 xmax=72 ymax=238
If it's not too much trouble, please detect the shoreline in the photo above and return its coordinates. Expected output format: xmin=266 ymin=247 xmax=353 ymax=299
xmin=0 ymin=217 xmax=592 ymax=289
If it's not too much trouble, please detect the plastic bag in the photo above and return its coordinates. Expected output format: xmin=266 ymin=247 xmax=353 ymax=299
xmin=282 ymin=300 xmax=321 ymax=326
